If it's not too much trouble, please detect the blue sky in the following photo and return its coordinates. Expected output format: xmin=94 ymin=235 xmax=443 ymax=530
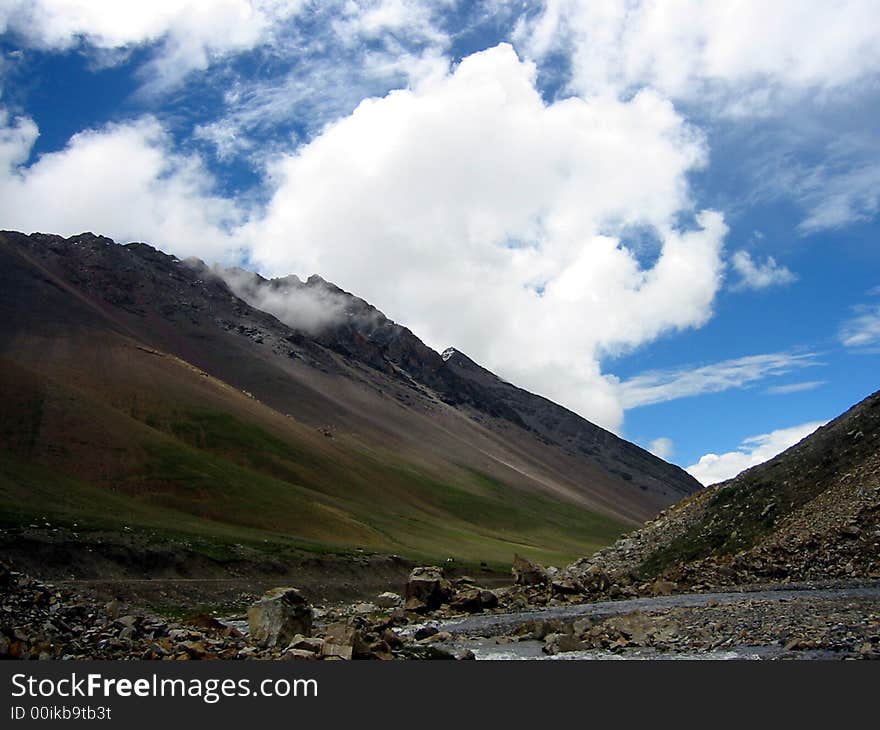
xmin=0 ymin=1 xmax=878 ymax=484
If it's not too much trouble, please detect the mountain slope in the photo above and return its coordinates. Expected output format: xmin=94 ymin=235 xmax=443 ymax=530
xmin=0 ymin=230 xmax=700 ymax=568
xmin=225 ymin=268 xmax=700 ymax=501
xmin=569 ymin=389 xmax=880 ymax=586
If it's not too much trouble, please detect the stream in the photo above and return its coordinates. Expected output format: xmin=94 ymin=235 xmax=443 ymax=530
xmin=427 ymin=582 xmax=880 ymax=660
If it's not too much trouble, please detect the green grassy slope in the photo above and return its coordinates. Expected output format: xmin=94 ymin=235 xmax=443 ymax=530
xmin=0 ymin=355 xmax=626 ymax=567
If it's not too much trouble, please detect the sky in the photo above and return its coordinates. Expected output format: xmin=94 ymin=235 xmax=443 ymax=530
xmin=0 ymin=1 xmax=878 ymax=485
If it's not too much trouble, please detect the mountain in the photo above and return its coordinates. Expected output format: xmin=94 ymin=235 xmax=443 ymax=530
xmin=568 ymin=388 xmax=880 ymax=587
xmin=0 ymin=230 xmax=700 ymax=571
xmin=226 ymin=269 xmax=697 ymax=499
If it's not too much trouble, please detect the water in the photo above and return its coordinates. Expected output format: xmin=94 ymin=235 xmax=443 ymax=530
xmin=429 ymin=582 xmax=880 ymax=660
xmin=436 ymin=583 xmax=880 ymax=638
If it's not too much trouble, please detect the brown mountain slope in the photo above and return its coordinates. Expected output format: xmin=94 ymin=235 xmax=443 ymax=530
xmin=0 ymin=230 xmax=700 ymax=567
xmin=221 ymin=266 xmax=700 ymax=503
xmin=567 ymin=389 xmax=880 ymax=588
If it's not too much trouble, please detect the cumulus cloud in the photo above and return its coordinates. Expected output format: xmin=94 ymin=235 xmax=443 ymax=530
xmin=0 ymin=109 xmax=38 ymax=169
xmin=686 ymin=420 xmax=826 ymax=486
xmin=513 ymin=3 xmax=880 ymax=234
xmin=840 ymin=304 xmax=880 ymax=348
xmin=618 ymin=351 xmax=820 ymax=409
xmin=0 ymin=112 xmax=242 ymax=261
xmin=239 ymin=43 xmax=726 ymax=430
xmin=0 ymin=43 xmax=729 ymax=431
xmin=648 ymin=437 xmax=674 ymax=460
xmin=730 ymin=250 xmax=796 ymax=291
xmin=516 ymin=0 xmax=880 ymax=110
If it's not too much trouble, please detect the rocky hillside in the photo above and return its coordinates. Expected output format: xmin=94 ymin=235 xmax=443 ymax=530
xmin=229 ymin=269 xmax=698 ymax=500
xmin=0 ymin=230 xmax=700 ymax=572
xmin=567 ymin=389 xmax=880 ymax=589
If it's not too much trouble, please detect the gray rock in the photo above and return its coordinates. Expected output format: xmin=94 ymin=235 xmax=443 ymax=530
xmin=247 ymin=587 xmax=312 ymax=648
xmin=512 ymin=554 xmax=550 ymax=586
xmin=375 ymin=591 xmax=402 ymax=609
xmin=404 ymin=567 xmax=453 ymax=610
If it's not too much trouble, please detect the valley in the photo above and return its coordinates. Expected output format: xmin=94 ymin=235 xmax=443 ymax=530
xmin=1 ymin=230 xmax=877 ymax=662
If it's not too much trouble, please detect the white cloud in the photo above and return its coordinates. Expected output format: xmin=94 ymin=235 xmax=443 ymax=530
xmin=648 ymin=437 xmax=674 ymax=460
xmin=514 ymin=3 xmax=880 ymax=234
xmin=516 ymin=1 xmax=880 ymax=112
xmin=797 ymin=162 xmax=880 ymax=233
xmin=764 ymin=380 xmax=826 ymax=396
xmin=618 ymin=351 xmax=820 ymax=409
xmin=730 ymin=250 xmax=796 ymax=291
xmin=332 ymin=0 xmax=450 ymax=47
xmin=686 ymin=420 xmax=826 ymax=486
xmin=186 ymin=1 xmax=454 ymax=161
xmin=0 ymin=112 xmax=242 ymax=261
xmin=0 ymin=0 xmax=306 ymax=93
xmin=0 ymin=45 xmax=727 ymax=432
xmin=840 ymin=304 xmax=880 ymax=348
xmin=240 ymin=43 xmax=726 ymax=430
xmin=0 ymin=109 xmax=38 ymax=170
xmin=742 ymin=130 xmax=880 ymax=235
xmin=221 ymin=268 xmax=357 ymax=334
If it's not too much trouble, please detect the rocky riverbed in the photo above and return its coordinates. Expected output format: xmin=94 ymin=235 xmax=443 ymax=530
xmin=432 ymin=585 xmax=880 ymax=659
xmin=3 ymin=556 xmax=879 ymax=661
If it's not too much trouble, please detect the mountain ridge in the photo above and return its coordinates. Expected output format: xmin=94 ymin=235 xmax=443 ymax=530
xmin=0 ymin=229 xmax=700 ymax=569
xmin=566 ymin=387 xmax=880 ymax=588
xmin=228 ymin=265 xmax=701 ymax=501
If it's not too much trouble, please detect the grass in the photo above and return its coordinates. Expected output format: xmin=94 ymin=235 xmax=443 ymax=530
xmin=637 ymin=455 xmax=840 ymax=578
xmin=1 ymin=380 xmax=629 ymax=568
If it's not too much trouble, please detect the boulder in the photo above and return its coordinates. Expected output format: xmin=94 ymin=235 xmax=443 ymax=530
xmin=352 ymin=602 xmax=378 ymax=614
xmin=288 ymin=635 xmax=324 ymax=654
xmin=581 ymin=564 xmax=611 ymax=593
xmin=367 ymin=640 xmax=395 ymax=660
xmin=450 ymin=589 xmax=482 ymax=613
xmin=414 ymin=625 xmax=439 ymax=641
xmin=543 ymin=633 xmax=585 ymax=655
xmin=419 ymin=631 xmax=452 ymax=644
xmin=404 ymin=597 xmax=428 ymax=613
xmin=396 ymin=644 xmax=457 ymax=660
xmin=247 ymin=587 xmax=312 ymax=648
xmin=551 ymin=578 xmax=583 ymax=595
xmin=478 ymin=589 xmax=499 ymax=610
xmin=381 ymin=628 xmax=403 ymax=649
xmin=512 ymin=554 xmax=550 ymax=586
xmin=321 ymin=642 xmax=353 ymax=660
xmin=321 ymin=621 xmax=371 ymax=660
xmin=404 ymin=567 xmax=453 ymax=610
xmin=283 ymin=648 xmax=317 ymax=660
xmin=450 ymin=587 xmax=499 ymax=613
xmin=375 ymin=591 xmax=402 ymax=609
